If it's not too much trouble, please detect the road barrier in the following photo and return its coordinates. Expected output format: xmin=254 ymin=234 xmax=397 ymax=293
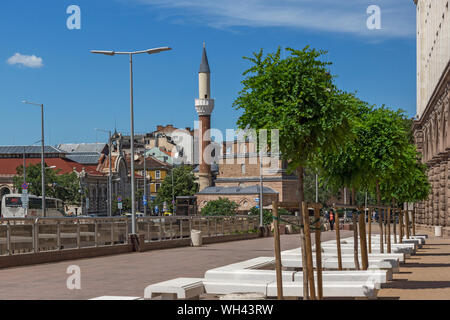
xmin=0 ymin=215 xmax=260 ymax=256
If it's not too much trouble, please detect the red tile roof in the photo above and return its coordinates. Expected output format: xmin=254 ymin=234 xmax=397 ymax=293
xmin=0 ymin=158 xmax=104 ymax=176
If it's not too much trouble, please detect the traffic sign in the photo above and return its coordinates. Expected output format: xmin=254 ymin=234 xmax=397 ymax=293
xmin=254 ymin=198 xmax=259 ymax=202
xmin=22 ymin=182 xmax=29 ymax=190
xmin=117 ymin=196 xmax=122 ymax=202
xmin=118 ymin=202 xmax=123 ymax=210
xmin=21 ymin=193 xmax=29 ymax=209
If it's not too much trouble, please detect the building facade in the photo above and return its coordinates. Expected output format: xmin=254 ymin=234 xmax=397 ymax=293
xmin=0 ymin=144 xmax=129 ymax=216
xmin=413 ymin=0 xmax=450 ymax=227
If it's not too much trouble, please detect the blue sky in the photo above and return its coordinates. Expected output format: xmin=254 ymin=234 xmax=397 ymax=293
xmin=0 ymin=0 xmax=417 ymax=146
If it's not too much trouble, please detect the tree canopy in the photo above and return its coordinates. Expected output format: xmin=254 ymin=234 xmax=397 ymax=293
xmin=233 ymin=46 xmax=357 ymax=173
xmin=13 ymin=163 xmax=80 ymax=205
xmin=155 ymin=165 xmax=198 ymax=212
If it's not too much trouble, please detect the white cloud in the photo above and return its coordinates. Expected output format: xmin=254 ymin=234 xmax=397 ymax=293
xmin=126 ymin=0 xmax=415 ymax=38
xmin=7 ymin=53 xmax=44 ymax=68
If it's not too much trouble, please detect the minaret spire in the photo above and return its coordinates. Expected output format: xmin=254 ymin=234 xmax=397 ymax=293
xmin=195 ymin=43 xmax=215 ymax=191
xmin=199 ymin=43 xmax=210 ymax=74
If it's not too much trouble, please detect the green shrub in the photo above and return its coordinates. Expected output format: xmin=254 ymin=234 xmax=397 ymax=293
xmin=201 ymin=198 xmax=239 ymax=216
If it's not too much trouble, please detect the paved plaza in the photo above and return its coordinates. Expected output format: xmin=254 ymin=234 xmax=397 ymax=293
xmin=0 ymin=227 xmax=449 ymax=300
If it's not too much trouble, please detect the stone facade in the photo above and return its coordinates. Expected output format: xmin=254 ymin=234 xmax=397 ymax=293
xmin=413 ymin=0 xmax=450 ymax=227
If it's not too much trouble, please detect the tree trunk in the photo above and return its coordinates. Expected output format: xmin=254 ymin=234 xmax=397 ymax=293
xmin=393 ymin=208 xmax=397 ymax=244
xmin=272 ymin=199 xmax=283 ymax=300
xmin=313 ymin=207 xmax=323 ymax=300
xmin=297 ymin=167 xmax=309 ymax=300
xmin=368 ymin=205 xmax=372 ymax=254
xmin=412 ymin=206 xmax=416 ymax=236
xmin=351 ymin=188 xmax=360 ymax=270
xmin=302 ymin=201 xmax=316 ymax=300
xmin=405 ymin=208 xmax=411 ymax=239
xmin=376 ymin=181 xmax=384 ymax=253
xmin=399 ymin=210 xmax=404 ymax=243
xmin=358 ymin=207 xmax=369 ymax=270
xmin=334 ymin=207 xmax=343 ymax=270
xmin=387 ymin=207 xmax=391 ymax=253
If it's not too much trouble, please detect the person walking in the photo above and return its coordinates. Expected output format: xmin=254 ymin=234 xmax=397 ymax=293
xmin=329 ymin=209 xmax=335 ymax=231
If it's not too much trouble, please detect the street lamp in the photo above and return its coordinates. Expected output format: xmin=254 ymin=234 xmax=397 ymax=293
xmin=22 ymin=100 xmax=46 ymax=217
xmin=91 ymin=46 xmax=172 ymax=234
xmin=95 ymin=128 xmax=113 ymax=217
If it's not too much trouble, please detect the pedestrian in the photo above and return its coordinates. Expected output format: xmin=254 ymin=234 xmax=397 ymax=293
xmin=329 ymin=209 xmax=335 ymax=231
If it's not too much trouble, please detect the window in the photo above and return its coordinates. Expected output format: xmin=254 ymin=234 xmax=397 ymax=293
xmin=156 ymin=183 xmax=161 ymax=192
xmin=5 ymin=197 xmax=21 ymax=207
xmin=241 ymin=164 xmax=246 ymax=174
xmin=156 ymin=170 xmax=161 ymax=179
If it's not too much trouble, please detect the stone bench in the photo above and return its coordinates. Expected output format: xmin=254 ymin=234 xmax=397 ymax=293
xmin=281 ymin=257 xmax=399 ymax=275
xmin=205 ymin=268 xmax=389 ymax=286
xmin=282 ymin=251 xmax=405 ymax=263
xmin=319 ymin=242 xmax=416 ymax=254
xmin=203 ymin=279 xmax=379 ymax=299
xmin=266 ymin=280 xmax=379 ymax=299
xmin=144 ymin=278 xmax=205 ymax=300
xmin=90 ymin=296 xmax=142 ymax=300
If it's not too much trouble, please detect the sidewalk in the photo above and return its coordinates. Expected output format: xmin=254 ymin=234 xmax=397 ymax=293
xmin=0 ymin=231 xmax=352 ymax=300
xmin=377 ymin=229 xmax=450 ymax=300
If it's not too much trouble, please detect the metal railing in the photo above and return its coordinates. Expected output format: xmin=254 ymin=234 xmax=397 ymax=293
xmin=0 ymin=215 xmax=259 ymax=256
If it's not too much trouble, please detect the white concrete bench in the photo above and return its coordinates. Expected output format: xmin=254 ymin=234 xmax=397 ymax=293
xmin=281 ymin=257 xmax=399 ymax=274
xmin=293 ymin=270 xmax=389 ymax=284
xmin=266 ymin=280 xmax=378 ymax=299
xmin=205 ymin=269 xmax=296 ymax=283
xmin=144 ymin=278 xmax=205 ymax=300
xmin=211 ymin=257 xmax=275 ymax=272
xmin=90 ymin=296 xmax=142 ymax=300
xmin=319 ymin=242 xmax=416 ymax=254
xmin=203 ymin=280 xmax=271 ymax=296
xmin=282 ymin=252 xmax=405 ymax=263
xmin=203 ymin=279 xmax=379 ymax=299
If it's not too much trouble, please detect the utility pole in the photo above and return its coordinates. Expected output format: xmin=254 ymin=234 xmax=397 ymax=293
xmin=171 ymin=165 xmax=175 ymax=214
xmin=259 ymin=149 xmax=263 ymax=227
xmin=143 ymin=149 xmax=147 ymax=216
xmin=23 ymin=101 xmax=45 ymax=217
xmin=23 ymin=147 xmax=26 ymax=184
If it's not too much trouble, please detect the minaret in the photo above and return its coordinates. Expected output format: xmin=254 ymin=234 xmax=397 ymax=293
xmin=195 ymin=43 xmax=214 ymax=191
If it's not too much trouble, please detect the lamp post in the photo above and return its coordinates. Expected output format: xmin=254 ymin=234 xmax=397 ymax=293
xmin=259 ymin=149 xmax=263 ymax=227
xmin=22 ymin=100 xmax=46 ymax=217
xmin=143 ymin=149 xmax=147 ymax=216
xmin=95 ymin=128 xmax=113 ymax=217
xmin=91 ymin=47 xmax=172 ymax=234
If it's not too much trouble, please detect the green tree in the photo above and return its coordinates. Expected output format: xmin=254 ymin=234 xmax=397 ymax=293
xmin=13 ymin=163 xmax=81 ymax=205
xmin=233 ymin=46 xmax=357 ymax=298
xmin=233 ymin=46 xmax=356 ymax=207
xmin=155 ymin=165 xmax=198 ymax=212
xmin=201 ymin=198 xmax=239 ymax=216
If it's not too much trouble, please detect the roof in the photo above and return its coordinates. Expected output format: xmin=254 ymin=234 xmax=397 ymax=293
xmin=0 ymin=157 xmax=104 ymax=176
xmin=199 ymin=46 xmax=210 ymax=73
xmin=0 ymin=146 xmax=64 ymax=155
xmin=132 ymin=155 xmax=173 ymax=170
xmin=197 ymin=185 xmax=278 ymax=195
xmin=65 ymin=153 xmax=101 ymax=165
xmin=57 ymin=143 xmax=107 ymax=154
